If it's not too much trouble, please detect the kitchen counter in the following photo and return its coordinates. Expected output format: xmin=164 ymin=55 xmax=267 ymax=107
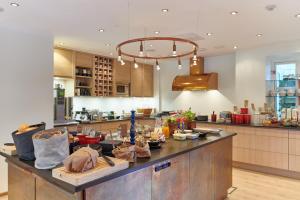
xmin=54 ymin=117 xmax=155 ymax=127
xmin=196 ymin=120 xmax=300 ymax=131
xmin=2 ymin=131 xmax=235 ymax=200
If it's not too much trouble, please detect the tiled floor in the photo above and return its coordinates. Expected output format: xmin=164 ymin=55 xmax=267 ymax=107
xmin=1 ymin=168 xmax=300 ymax=200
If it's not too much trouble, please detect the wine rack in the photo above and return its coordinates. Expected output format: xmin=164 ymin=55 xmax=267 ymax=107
xmin=93 ymin=56 xmax=114 ymax=96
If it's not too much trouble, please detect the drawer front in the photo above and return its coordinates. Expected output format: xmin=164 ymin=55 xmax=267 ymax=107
xmin=289 ymin=130 xmax=300 ymax=139
xmin=233 ymin=147 xmax=255 ymax=164
xmin=289 ymin=155 xmax=300 ymax=172
xmin=255 ymin=136 xmax=288 ymax=154
xmin=289 ymin=139 xmax=300 ymax=155
xmin=254 ymin=151 xmax=288 ymax=170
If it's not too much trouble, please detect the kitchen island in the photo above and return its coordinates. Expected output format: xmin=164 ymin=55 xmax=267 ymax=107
xmin=1 ymin=131 xmax=235 ymax=200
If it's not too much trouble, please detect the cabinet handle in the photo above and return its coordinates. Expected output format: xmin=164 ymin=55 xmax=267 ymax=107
xmin=154 ymin=161 xmax=171 ymax=172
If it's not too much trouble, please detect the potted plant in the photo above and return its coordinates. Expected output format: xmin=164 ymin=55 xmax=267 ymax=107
xmin=183 ymin=108 xmax=196 ymax=130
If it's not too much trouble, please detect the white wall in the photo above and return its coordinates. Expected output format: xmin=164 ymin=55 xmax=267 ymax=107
xmin=0 ymin=26 xmax=53 ymax=193
xmin=73 ymin=97 xmax=158 ymax=115
xmin=159 ymin=54 xmax=236 ymax=115
xmin=235 ymin=40 xmax=300 ymax=108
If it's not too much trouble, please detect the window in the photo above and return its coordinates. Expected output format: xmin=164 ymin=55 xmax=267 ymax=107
xmin=275 ymin=62 xmax=297 ymax=116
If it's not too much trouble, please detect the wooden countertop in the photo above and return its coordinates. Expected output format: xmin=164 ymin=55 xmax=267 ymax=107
xmin=1 ymin=131 xmax=236 ymax=193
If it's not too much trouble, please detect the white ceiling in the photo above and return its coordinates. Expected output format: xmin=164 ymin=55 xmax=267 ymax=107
xmin=1 ymin=0 xmax=300 ymax=59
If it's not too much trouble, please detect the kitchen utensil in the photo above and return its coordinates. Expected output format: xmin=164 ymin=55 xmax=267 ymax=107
xmin=186 ymin=133 xmax=199 ymax=140
xmin=240 ymin=108 xmax=248 ymax=114
xmin=0 ymin=143 xmax=17 ymax=156
xmin=148 ymin=140 xmax=161 ymax=149
xmin=279 ymin=89 xmax=286 ymax=96
xmin=287 ymin=89 xmax=295 ymax=96
xmin=233 ymin=106 xmax=238 ymax=113
xmin=235 ymin=114 xmax=244 ymax=124
xmin=269 ymin=89 xmax=276 ymax=96
xmin=243 ymin=115 xmax=251 ymax=124
xmin=244 ymin=100 xmax=249 ymax=108
xmin=173 ymin=133 xmax=187 ymax=141
xmin=101 ymin=154 xmax=115 ymax=167
xmin=12 ymin=122 xmax=46 ymax=161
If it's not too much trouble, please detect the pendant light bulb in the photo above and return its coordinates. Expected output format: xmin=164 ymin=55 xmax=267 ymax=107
xmin=134 ymin=58 xmax=139 ymax=69
xmin=178 ymin=58 xmax=182 ymax=70
xmin=172 ymin=41 xmax=177 ymax=56
xmin=193 ymin=60 xmax=197 ymax=66
xmin=156 ymin=59 xmax=160 ymax=71
xmin=192 ymin=49 xmax=197 ymax=61
xmin=139 ymin=41 xmax=144 ymax=56
xmin=121 ymin=60 xmax=125 ymax=66
xmin=117 ymin=49 xmax=122 ymax=62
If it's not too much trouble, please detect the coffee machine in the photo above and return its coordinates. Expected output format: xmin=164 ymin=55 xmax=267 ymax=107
xmin=54 ymin=85 xmax=73 ymax=122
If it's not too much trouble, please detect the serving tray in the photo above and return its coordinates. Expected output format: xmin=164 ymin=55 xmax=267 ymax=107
xmin=52 ymin=156 xmax=129 ymax=186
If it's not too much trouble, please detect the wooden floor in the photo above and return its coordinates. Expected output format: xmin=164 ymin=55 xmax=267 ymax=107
xmin=227 ymin=168 xmax=300 ymax=200
xmin=0 ymin=195 xmax=7 ymax=200
xmin=1 ymin=168 xmax=300 ymax=200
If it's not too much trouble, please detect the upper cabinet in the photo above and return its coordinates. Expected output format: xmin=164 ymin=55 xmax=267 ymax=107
xmin=130 ymin=63 xmax=154 ymax=97
xmin=143 ymin=64 xmax=154 ymax=97
xmin=53 ymin=48 xmax=74 ymax=78
xmin=75 ymin=52 xmax=94 ymax=68
xmin=114 ymin=60 xmax=131 ymax=83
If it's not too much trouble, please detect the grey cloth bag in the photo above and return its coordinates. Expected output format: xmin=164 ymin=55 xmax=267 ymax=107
xmin=33 ymin=131 xmax=69 ymax=169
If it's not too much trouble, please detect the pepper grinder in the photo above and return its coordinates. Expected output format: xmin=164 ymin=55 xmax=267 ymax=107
xmin=130 ymin=110 xmax=136 ymax=145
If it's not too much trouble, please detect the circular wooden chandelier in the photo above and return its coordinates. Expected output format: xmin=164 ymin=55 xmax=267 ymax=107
xmin=116 ymin=37 xmax=199 ymax=70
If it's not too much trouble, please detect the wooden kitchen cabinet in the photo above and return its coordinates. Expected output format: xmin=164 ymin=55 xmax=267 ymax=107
xmin=130 ymin=64 xmax=143 ymax=97
xmin=190 ymin=137 xmax=232 ymax=200
xmin=36 ymin=177 xmax=82 ymax=200
xmin=190 ymin=144 xmax=214 ymax=200
xmin=289 ymin=130 xmax=300 ymax=172
xmin=75 ymin=52 xmax=94 ymax=67
xmin=8 ymin=163 xmax=36 ymax=200
xmin=142 ymin=64 xmax=154 ymax=97
xmin=131 ymin=64 xmax=154 ymax=97
xmin=54 ymin=48 xmax=74 ymax=78
xmin=114 ymin=59 xmax=131 ymax=83
xmin=85 ymin=167 xmax=152 ymax=200
xmin=152 ymin=153 xmax=190 ymax=200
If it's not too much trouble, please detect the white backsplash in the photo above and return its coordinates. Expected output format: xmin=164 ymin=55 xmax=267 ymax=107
xmin=73 ymin=96 xmax=158 ymax=115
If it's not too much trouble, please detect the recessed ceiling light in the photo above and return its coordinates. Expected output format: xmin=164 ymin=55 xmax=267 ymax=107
xmin=206 ymin=32 xmax=213 ymax=36
xmin=265 ymin=4 xmax=276 ymax=11
xmin=256 ymin=33 xmax=263 ymax=37
xmin=230 ymin=11 xmax=238 ymax=15
xmin=233 ymin=45 xmax=238 ymax=49
xmin=105 ymin=43 xmax=111 ymax=46
xmin=109 ymin=52 xmax=113 ymax=56
xmin=161 ymin=9 xmax=169 ymax=13
xmin=154 ymin=31 xmax=160 ymax=34
xmin=149 ymin=44 xmax=153 ymax=47
xmin=10 ymin=2 xmax=20 ymax=7
xmin=295 ymin=13 xmax=300 ymax=18
xmin=98 ymin=28 xmax=104 ymax=32
xmin=59 ymin=42 xmax=64 ymax=46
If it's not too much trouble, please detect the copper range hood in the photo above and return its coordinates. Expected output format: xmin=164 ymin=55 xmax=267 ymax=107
xmin=172 ymin=57 xmax=218 ymax=91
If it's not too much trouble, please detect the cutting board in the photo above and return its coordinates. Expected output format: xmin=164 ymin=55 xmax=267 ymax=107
xmin=0 ymin=144 xmax=17 ymax=156
xmin=52 ymin=157 xmax=129 ymax=186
